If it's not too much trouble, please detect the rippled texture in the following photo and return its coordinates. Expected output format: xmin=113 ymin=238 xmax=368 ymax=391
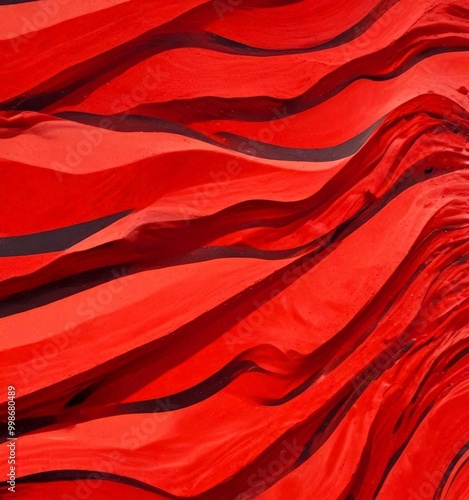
xmin=1 ymin=0 xmax=469 ymax=499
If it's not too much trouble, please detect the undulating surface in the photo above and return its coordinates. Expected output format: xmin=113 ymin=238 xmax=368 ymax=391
xmin=1 ymin=0 xmax=469 ymax=499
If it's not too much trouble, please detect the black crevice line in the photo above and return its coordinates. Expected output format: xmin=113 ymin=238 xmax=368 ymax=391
xmin=0 ymin=0 xmax=38 ymax=4
xmin=0 ymin=470 xmax=175 ymax=498
xmin=0 ymin=210 xmax=132 ymax=257
xmin=10 ymin=359 xmax=261 ymax=436
xmin=0 ymin=263 xmax=134 ymax=317
xmin=54 ymin=110 xmax=385 ymax=162
xmin=434 ymin=443 xmax=469 ymax=499
xmin=442 ymin=346 xmax=469 ymax=371
xmin=217 ymin=117 xmax=385 ymax=161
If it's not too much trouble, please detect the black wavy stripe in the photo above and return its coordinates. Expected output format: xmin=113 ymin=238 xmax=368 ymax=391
xmin=435 ymin=443 xmax=469 ymax=499
xmin=0 ymin=470 xmax=175 ymax=498
xmin=169 ymin=0 xmax=399 ymax=54
xmin=54 ymin=111 xmax=384 ymax=161
xmin=54 ymin=111 xmax=214 ymax=142
xmin=218 ymin=118 xmax=384 ymax=160
xmin=0 ymin=210 xmax=132 ymax=256
xmin=0 ymin=0 xmax=37 ymax=4
xmin=10 ymin=360 xmax=261 ymax=437
xmin=0 ymin=264 xmax=134 ymax=317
